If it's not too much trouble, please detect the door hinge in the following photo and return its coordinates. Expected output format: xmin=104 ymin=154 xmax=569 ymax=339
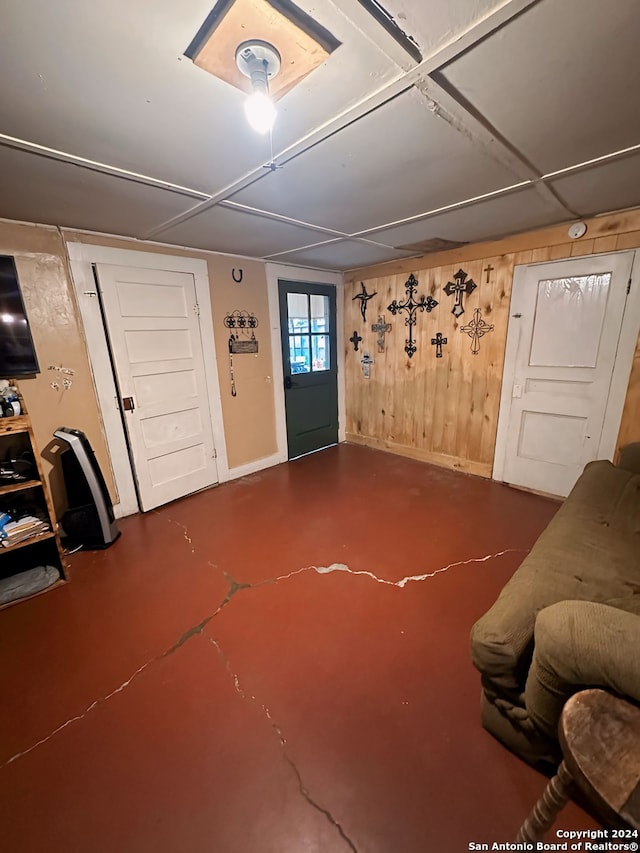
xmin=212 ymin=448 xmax=217 ymax=459
xmin=193 ymin=303 xmax=200 ymax=317
xmin=627 ymin=277 xmax=632 ymax=295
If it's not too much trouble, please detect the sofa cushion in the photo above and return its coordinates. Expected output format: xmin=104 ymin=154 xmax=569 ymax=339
xmin=525 ymin=600 xmax=640 ymax=738
xmin=470 ymin=460 xmax=640 ymax=692
xmin=480 ymin=691 xmax=560 ymax=767
xmin=619 ymin=442 xmax=640 ymax=475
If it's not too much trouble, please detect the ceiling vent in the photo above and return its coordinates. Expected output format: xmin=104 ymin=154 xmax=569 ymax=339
xmin=396 ymin=237 xmax=468 ymax=254
xmin=184 ymin=0 xmax=341 ymax=100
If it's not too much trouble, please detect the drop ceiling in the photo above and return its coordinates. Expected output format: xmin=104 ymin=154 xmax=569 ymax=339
xmin=0 ymin=0 xmax=638 ymax=271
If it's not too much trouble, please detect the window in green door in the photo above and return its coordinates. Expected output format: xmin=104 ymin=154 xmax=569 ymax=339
xmin=286 ymin=292 xmax=331 ymax=374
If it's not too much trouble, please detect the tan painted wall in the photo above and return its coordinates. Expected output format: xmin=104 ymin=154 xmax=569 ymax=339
xmin=0 ymin=220 xmax=278 ymax=517
xmin=63 ymin=231 xmax=278 ymax=471
xmin=205 ymin=255 xmax=276 ymax=469
xmin=0 ymin=221 xmax=114 ymax=512
xmin=345 ymin=209 xmax=640 ymax=476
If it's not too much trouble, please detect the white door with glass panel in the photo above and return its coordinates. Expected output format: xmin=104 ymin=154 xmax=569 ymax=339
xmin=94 ymin=263 xmax=218 ymax=511
xmin=494 ymin=252 xmax=634 ymax=497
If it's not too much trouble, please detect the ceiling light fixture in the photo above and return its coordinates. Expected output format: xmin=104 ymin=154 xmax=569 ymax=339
xmin=235 ymin=40 xmax=281 ymax=134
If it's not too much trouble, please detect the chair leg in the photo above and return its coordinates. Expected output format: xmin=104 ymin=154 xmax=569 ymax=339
xmin=516 ymin=761 xmax=575 ymax=843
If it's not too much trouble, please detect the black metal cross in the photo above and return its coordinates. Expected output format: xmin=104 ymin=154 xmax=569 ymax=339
xmin=443 ymin=268 xmax=476 ymax=318
xmin=349 ymin=330 xmax=363 ymax=352
xmin=431 ymin=332 xmax=447 ymax=358
xmin=460 ymin=308 xmax=494 ymax=355
xmin=352 ymin=282 xmax=377 ymax=322
xmin=387 ymin=274 xmax=438 ymax=358
xmin=370 ymin=315 xmax=392 ymax=353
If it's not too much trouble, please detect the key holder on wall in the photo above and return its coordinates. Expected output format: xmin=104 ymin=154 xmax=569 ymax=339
xmin=224 ymin=310 xmax=259 ymax=354
xmin=224 ymin=311 xmax=259 ymax=398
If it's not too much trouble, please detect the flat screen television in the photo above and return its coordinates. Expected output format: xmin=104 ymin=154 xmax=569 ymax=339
xmin=0 ymin=255 xmax=40 ymax=377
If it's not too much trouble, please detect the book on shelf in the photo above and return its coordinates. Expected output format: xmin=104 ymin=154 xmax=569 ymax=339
xmin=0 ymin=514 xmax=50 ymax=546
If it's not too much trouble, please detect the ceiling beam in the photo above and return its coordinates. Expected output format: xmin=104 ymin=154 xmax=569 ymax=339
xmin=352 ymin=0 xmax=422 ymax=62
xmin=263 ymin=234 xmax=419 ymax=261
xmin=219 ymin=199 xmax=347 ymax=236
xmin=0 ymin=133 xmax=211 ymax=201
xmin=350 ymin=181 xmax=531 ymax=238
xmin=413 ymin=76 xmax=577 ymax=220
xmin=542 ymin=142 xmax=640 ymax=180
xmin=324 ymin=0 xmax=421 ymax=70
xmin=144 ymin=0 xmax=546 ymax=239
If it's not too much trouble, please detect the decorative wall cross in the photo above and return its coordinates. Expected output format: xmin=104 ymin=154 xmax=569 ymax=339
xmin=371 ymin=316 xmax=392 ymax=353
xmin=349 ymin=330 xmax=363 ymax=352
xmin=431 ymin=332 xmax=447 ymax=358
xmin=352 ymin=282 xmax=377 ymax=322
xmin=360 ymin=352 xmax=374 ymax=378
xmin=484 ymin=264 xmax=494 ymax=284
xmin=460 ymin=308 xmax=494 ymax=355
xmin=443 ymin=268 xmax=476 ymax=318
xmin=387 ymin=273 xmax=438 ymax=358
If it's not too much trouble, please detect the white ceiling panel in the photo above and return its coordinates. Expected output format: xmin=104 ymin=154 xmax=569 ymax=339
xmin=364 ymin=188 xmax=563 ymax=248
xmin=153 ymin=204 xmax=335 ymax=257
xmin=380 ymin=0 xmax=502 ymax=53
xmin=232 ymin=88 xmax=523 ymax=232
xmin=0 ymin=0 xmax=637 ymax=260
xmin=0 ymin=0 xmax=401 ymax=196
xmin=0 ymin=147 xmax=201 ymax=236
xmin=440 ymin=0 xmax=640 ymax=173
xmin=549 ymin=154 xmax=640 ymax=218
xmin=271 ymin=239 xmax=417 ymax=270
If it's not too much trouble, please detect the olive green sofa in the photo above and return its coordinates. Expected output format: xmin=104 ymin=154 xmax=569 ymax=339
xmin=470 ymin=444 xmax=640 ymax=766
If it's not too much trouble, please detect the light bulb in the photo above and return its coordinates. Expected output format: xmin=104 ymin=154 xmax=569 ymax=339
xmin=244 ymin=91 xmax=276 ymax=134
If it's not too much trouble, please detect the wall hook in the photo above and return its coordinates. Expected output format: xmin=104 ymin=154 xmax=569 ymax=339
xmin=232 ymin=268 xmax=243 ymax=283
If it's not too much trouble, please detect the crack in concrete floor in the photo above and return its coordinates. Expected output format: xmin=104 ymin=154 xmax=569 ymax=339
xmin=0 ymin=547 xmax=524 ymax=778
xmin=162 ymin=514 xmax=196 ymax=554
xmin=269 ymin=549 xmax=526 ymax=589
xmin=0 ymin=614 xmax=215 ymax=769
xmin=206 ymin=634 xmax=358 ymax=852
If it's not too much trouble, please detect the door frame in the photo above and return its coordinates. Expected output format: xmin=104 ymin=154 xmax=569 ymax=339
xmin=493 ymin=249 xmax=640 ymax=484
xmin=67 ymin=242 xmax=228 ymax=517
xmin=266 ymin=263 xmax=345 ymax=463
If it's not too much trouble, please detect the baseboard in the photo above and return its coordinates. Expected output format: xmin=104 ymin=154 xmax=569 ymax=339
xmin=222 ymin=452 xmax=285 ymax=482
xmin=344 ymin=433 xmax=492 ymax=478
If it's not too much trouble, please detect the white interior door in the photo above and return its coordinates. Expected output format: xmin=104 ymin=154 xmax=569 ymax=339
xmin=95 ymin=263 xmax=218 ymax=511
xmin=495 ymin=252 xmax=634 ymax=497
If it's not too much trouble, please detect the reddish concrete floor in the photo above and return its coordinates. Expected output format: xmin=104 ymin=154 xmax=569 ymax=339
xmin=0 ymin=444 xmax=599 ymax=852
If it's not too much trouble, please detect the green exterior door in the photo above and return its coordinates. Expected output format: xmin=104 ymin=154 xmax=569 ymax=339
xmin=278 ymin=280 xmax=338 ymax=459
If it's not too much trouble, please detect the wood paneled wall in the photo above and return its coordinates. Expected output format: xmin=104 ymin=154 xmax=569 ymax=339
xmin=344 ymin=209 xmax=640 ymax=477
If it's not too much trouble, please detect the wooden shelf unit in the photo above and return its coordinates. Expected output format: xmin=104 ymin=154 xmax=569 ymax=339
xmin=1 ymin=531 xmax=58 ymax=554
xmin=0 ymin=405 xmax=67 ymax=608
xmin=0 ymin=478 xmax=42 ymax=496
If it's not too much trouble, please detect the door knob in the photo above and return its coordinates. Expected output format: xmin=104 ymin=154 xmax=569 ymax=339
xmin=122 ymin=396 xmax=135 ymax=411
